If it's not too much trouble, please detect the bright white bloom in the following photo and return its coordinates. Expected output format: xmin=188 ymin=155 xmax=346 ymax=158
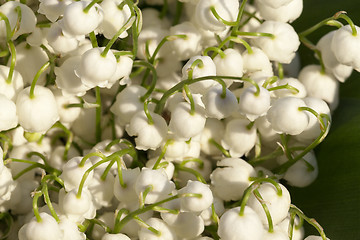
xmin=113 ymin=167 xmax=140 ymax=204
xmin=59 ymin=188 xmax=96 ymax=222
xmin=60 ymin=0 xmax=103 ymax=37
xmin=218 ymin=206 xmax=264 ymax=240
xmin=16 ymin=86 xmax=59 ymax=133
xmin=274 ymin=77 xmax=307 ymax=98
xmin=317 ymin=31 xmax=353 ymax=82
xmin=58 ymin=216 xmax=87 ymax=240
xmin=221 ymin=118 xmax=257 ymax=157
xmin=126 ymin=111 xmax=168 ymax=150
xmin=182 ymin=55 xmax=217 ymax=94
xmin=194 ymin=0 xmax=239 ymax=33
xmin=101 ymin=233 xmax=131 ymax=240
xmin=247 ymin=182 xmax=291 ymax=225
xmin=213 ymin=48 xmax=243 ymax=78
xmin=0 ymin=2 xmax=36 ymax=40
xmin=261 ymin=227 xmax=289 ymax=240
xmin=278 ymin=215 xmax=304 ymax=240
xmin=242 ymin=47 xmax=273 ymax=76
xmin=108 ymin=53 xmax=133 ymax=86
xmin=38 ymin=0 xmax=72 ymax=22
xmin=99 ymin=0 xmax=131 ymax=39
xmin=18 ymin=213 xmax=63 ymax=240
xmin=239 ymin=85 xmax=271 ymax=121
xmin=169 ymin=102 xmax=207 ymax=140
xmin=0 ymin=65 xmax=24 ymax=101
xmin=267 ymin=97 xmax=309 ymax=135
xmin=53 ymin=88 xmax=82 ymax=124
xmin=179 ymin=180 xmax=213 ymax=213
xmin=170 ymin=21 xmax=203 ymax=60
xmin=138 ymin=218 xmax=176 ymax=240
xmin=304 ymin=236 xmax=330 ymax=240
xmin=88 ymin=170 xmax=115 ymax=209
xmin=210 ymin=158 xmax=256 ymax=201
xmin=75 ymin=47 xmax=117 ymax=88
xmin=46 ymin=22 xmax=80 ymax=54
xmin=202 ymin=84 xmax=238 ymax=119
xmin=256 ymin=0 xmax=293 ymax=8
xmin=252 ymin=21 xmax=300 ymax=64
xmin=0 ymin=94 xmax=18 ymax=131
xmin=110 ymin=85 xmax=147 ymax=126
xmin=298 ymin=65 xmax=339 ymax=109
xmin=134 ymin=168 xmax=175 ymax=204
xmin=163 ymin=211 xmax=205 ymax=239
xmin=331 ymin=25 xmax=360 ymax=72
xmin=137 ymin=26 xmax=170 ymax=60
xmin=60 ymin=156 xmax=94 ymax=192
xmin=255 ymin=0 xmax=303 ymax=23
xmin=200 ymin=118 xmax=225 ymax=155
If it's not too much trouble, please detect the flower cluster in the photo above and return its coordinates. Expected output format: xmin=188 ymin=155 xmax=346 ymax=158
xmin=0 ymin=0 xmax=358 ymax=239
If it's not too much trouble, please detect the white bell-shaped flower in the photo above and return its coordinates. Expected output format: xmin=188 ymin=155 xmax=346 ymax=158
xmin=261 ymin=227 xmax=289 ymax=240
xmin=202 ymin=84 xmax=238 ymax=119
xmin=60 ymin=0 xmax=103 ymax=37
xmin=0 ymin=165 xmax=17 ymax=204
xmin=18 ymin=213 xmax=63 ymax=240
xmin=169 ymin=21 xmax=203 ymax=60
xmin=0 ymin=1 xmax=36 ymax=40
xmin=138 ymin=218 xmax=176 ymax=240
xmin=181 ymin=55 xmax=217 ymax=94
xmin=331 ymin=25 xmax=360 ymax=72
xmin=200 ymin=118 xmax=225 ymax=155
xmin=99 ymin=0 xmax=131 ymax=39
xmin=141 ymin=8 xmax=171 ymax=29
xmin=137 ymin=26 xmax=170 ymax=60
xmin=295 ymin=97 xmax=331 ymax=143
xmin=267 ymin=97 xmax=309 ymax=135
xmin=59 ymin=188 xmax=96 ymax=222
xmin=255 ymin=116 xmax=280 ymax=143
xmin=256 ymin=0 xmax=293 ymax=8
xmin=278 ymin=215 xmax=304 ymax=240
xmin=38 ymin=0 xmax=72 ymax=22
xmin=239 ymin=85 xmax=271 ymax=121
xmin=247 ymin=182 xmax=291 ymax=225
xmin=298 ymin=65 xmax=339 ymax=110
xmin=53 ymin=88 xmax=82 ymax=124
xmin=113 ymin=167 xmax=140 ymax=204
xmin=304 ymin=236 xmax=330 ymax=240
xmin=274 ymin=77 xmax=307 ymax=98
xmin=0 ymin=94 xmax=18 ymax=131
xmin=55 ymin=56 xmax=91 ymax=97
xmin=12 ymin=42 xmax=49 ymax=86
xmin=252 ymin=21 xmax=300 ymax=64
xmin=75 ymin=47 xmax=117 ymax=88
xmin=169 ymin=102 xmax=206 ymax=140
xmin=278 ymin=151 xmax=319 ymax=188
xmin=134 ymin=168 xmax=175 ymax=204
xmin=88 ymin=170 xmax=115 ymax=209
xmin=126 ymin=111 xmax=168 ymax=150
xmin=255 ymin=0 xmax=303 ymax=23
xmin=146 ymin=158 xmax=174 ymax=180
xmin=200 ymin=197 xmax=225 ymax=226
xmin=0 ymin=65 xmax=24 ymax=101
xmin=101 ymin=233 xmax=131 ymax=240
xmin=110 ymin=85 xmax=147 ymax=126
xmin=179 ymin=180 xmax=213 ymax=213
xmin=46 ymin=22 xmax=80 ymax=55
xmin=163 ymin=211 xmax=205 ymax=239
xmin=108 ymin=53 xmax=133 ymax=86
xmin=58 ymin=216 xmax=87 ymax=240
xmin=218 ymin=206 xmax=264 ymax=240
xmin=221 ymin=118 xmax=257 ymax=157
xmin=213 ymin=48 xmax=244 ymax=78
xmin=194 ymin=0 xmax=239 ymax=33
xmin=60 ymin=156 xmax=94 ymax=192
xmin=317 ymin=31 xmax=353 ymax=82
xmin=16 ymin=86 xmax=59 ymax=134
xmin=210 ymin=158 xmax=256 ymax=201
xmin=242 ymin=47 xmax=273 ymax=77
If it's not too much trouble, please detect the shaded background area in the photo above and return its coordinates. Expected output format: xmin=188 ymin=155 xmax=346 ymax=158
xmin=289 ymin=0 xmax=360 ymax=239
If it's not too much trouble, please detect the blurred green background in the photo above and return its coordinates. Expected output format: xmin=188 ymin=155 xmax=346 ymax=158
xmin=290 ymin=0 xmax=360 ymax=239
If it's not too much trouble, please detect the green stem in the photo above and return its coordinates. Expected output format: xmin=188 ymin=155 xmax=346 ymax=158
xmin=133 ymin=61 xmax=157 ymax=102
xmin=230 ymin=0 xmax=248 ymax=39
xmin=159 ymin=0 xmax=168 ymax=19
xmin=153 ymin=139 xmax=172 ymax=169
xmin=26 ymin=151 xmax=50 ymax=167
xmin=95 ymin=86 xmax=102 ymax=143
xmin=0 ymin=12 xmax=13 ymax=41
xmin=79 ymin=151 xmax=107 ymax=167
xmin=174 ymin=163 xmax=207 ymax=183
xmin=42 ymin=183 xmax=60 ymax=222
xmin=116 ymin=156 xmax=126 ymax=188
xmin=89 ymin=31 xmax=98 ymax=48
xmin=183 ymin=84 xmax=195 ymax=115
xmin=143 ymin=100 xmax=154 ymax=125
xmin=13 ymin=6 xmax=22 ymax=36
xmin=253 ymin=189 xmax=274 ymax=233
xmin=235 ymin=31 xmax=275 ymax=39
xmin=6 ymin=41 xmax=16 ymax=84
xmin=203 ymin=46 xmax=226 ymax=58
xmin=210 ymin=6 xmax=237 ymax=26
xmin=101 ymin=15 xmax=135 ymax=57
xmin=289 ymin=205 xmax=327 ymax=240
xmin=208 ymin=138 xmax=231 ymax=157
xmin=83 ymin=0 xmax=100 ymax=13
xmin=277 ymin=63 xmax=284 ymax=79
xmin=29 ymin=61 xmax=51 ymax=99
xmin=52 ymin=121 xmax=74 ymax=161
xmin=267 ymin=83 xmax=300 ymax=95
xmin=172 ymin=1 xmax=183 ymax=26
xmin=32 ymin=191 xmax=43 ymax=222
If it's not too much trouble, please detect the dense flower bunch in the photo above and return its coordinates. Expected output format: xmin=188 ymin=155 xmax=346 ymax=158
xmin=0 ymin=0 xmax=358 ymax=239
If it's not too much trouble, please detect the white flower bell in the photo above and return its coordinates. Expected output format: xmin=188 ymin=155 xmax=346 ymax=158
xmin=239 ymin=85 xmax=271 ymax=121
xmin=179 ymin=180 xmax=213 ymax=213
xmin=0 ymin=94 xmax=18 ymax=131
xmin=60 ymin=0 xmax=104 ymax=37
xmin=38 ymin=0 xmax=72 ymax=22
xmin=213 ymin=48 xmax=244 ymax=78
xmin=255 ymin=0 xmax=303 ymax=23
xmin=0 ymin=65 xmax=24 ymax=101
xmin=252 ymin=21 xmax=300 ymax=64
xmin=16 ymin=86 xmax=59 ymax=134
xmin=75 ymin=47 xmax=117 ymax=88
